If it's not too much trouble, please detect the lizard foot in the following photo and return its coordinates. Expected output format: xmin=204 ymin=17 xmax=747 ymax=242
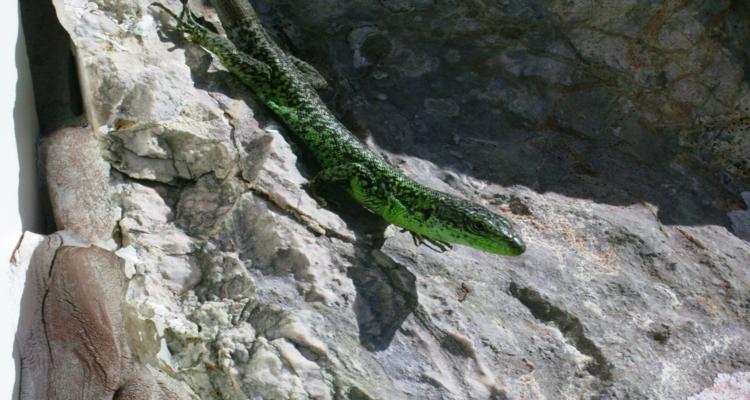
xmin=402 ymin=229 xmax=453 ymax=253
xmin=150 ymin=0 xmax=210 ymax=35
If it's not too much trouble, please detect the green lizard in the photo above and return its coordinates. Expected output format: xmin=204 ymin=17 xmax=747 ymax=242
xmin=150 ymin=0 xmax=526 ymax=256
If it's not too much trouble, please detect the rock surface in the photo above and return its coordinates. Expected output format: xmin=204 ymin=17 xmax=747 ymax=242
xmin=17 ymin=241 xmax=193 ymax=399
xmin=43 ymin=126 xmax=120 ymax=246
xmin=17 ymin=0 xmax=750 ymax=399
xmin=689 ymin=371 xmax=750 ymax=400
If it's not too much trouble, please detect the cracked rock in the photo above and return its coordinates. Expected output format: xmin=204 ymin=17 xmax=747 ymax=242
xmin=18 ymin=0 xmax=750 ymax=399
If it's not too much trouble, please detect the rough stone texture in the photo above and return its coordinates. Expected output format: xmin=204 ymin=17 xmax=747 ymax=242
xmin=15 ymin=238 xmax=194 ymax=399
xmin=13 ymin=233 xmax=60 ymax=400
xmin=688 ymin=371 xmax=750 ymax=400
xmin=43 ymin=125 xmax=120 ymax=246
xmin=19 ymin=0 xmax=750 ymax=399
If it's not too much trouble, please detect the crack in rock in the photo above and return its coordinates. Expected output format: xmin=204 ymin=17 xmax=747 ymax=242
xmin=508 ymin=282 xmax=613 ymax=382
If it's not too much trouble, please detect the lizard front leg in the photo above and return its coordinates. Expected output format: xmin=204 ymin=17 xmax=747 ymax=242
xmin=401 ymin=229 xmax=453 ymax=253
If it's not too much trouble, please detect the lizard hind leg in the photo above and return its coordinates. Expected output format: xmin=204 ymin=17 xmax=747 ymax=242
xmin=183 ymin=1 xmax=220 ymax=33
xmin=151 ymin=1 xmax=226 ymax=40
xmin=150 ymin=0 xmax=205 ymax=36
xmin=177 ymin=0 xmax=223 ymax=34
xmin=303 ymin=162 xmax=371 ymax=208
xmin=150 ymin=0 xmax=272 ymax=83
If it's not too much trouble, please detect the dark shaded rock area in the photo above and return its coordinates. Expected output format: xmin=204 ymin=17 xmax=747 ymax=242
xmin=20 ymin=0 xmax=83 ymax=134
xmin=258 ymin=0 xmax=750 ymax=230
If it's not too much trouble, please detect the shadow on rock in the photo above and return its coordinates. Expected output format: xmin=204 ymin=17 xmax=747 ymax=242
xmin=348 ymin=249 xmax=417 ymax=351
xmin=322 ymin=188 xmax=419 ymax=351
xmin=261 ymin=1 xmax=750 ymax=237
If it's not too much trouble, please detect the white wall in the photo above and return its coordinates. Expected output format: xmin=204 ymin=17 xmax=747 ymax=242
xmin=1 ymin=0 xmax=40 ymax=398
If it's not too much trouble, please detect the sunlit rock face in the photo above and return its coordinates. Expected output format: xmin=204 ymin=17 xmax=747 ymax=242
xmin=17 ymin=0 xmax=750 ymax=399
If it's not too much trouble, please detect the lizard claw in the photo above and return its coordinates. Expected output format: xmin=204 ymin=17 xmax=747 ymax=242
xmin=150 ymin=0 xmax=215 ymax=34
xmin=149 ymin=2 xmax=181 ymax=22
xmin=404 ymin=230 xmax=453 ymax=253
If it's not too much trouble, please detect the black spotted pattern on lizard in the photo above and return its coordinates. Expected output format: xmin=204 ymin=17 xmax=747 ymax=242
xmin=151 ymin=0 xmax=526 ymax=256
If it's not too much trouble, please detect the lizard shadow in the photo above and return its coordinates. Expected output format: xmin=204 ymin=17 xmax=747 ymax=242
xmin=317 ymin=187 xmax=419 ymax=352
xmin=170 ymin=36 xmax=418 ymax=351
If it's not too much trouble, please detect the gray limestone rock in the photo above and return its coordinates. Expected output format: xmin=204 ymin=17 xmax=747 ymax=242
xmin=43 ymin=126 xmax=120 ymax=247
xmin=18 ymin=0 xmax=750 ymax=399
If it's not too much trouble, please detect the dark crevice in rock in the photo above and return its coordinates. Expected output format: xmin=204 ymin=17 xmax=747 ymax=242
xmin=647 ymin=324 xmax=671 ymax=344
xmin=20 ymin=0 xmax=84 ymax=134
xmin=17 ymin=0 xmax=77 ymax=235
xmin=346 ymin=385 xmax=376 ymax=400
xmin=508 ymin=282 xmax=613 ymax=382
xmin=112 ymin=385 xmax=126 ymax=400
xmin=39 ymin=242 xmax=61 ymax=373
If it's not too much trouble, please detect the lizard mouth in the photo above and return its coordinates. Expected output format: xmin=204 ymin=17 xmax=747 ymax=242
xmin=506 ymin=235 xmax=526 ymax=255
xmin=475 ymin=234 xmax=526 ymax=256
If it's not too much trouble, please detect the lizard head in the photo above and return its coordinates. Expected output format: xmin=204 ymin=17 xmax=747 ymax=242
xmin=433 ymin=197 xmax=526 ymax=256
